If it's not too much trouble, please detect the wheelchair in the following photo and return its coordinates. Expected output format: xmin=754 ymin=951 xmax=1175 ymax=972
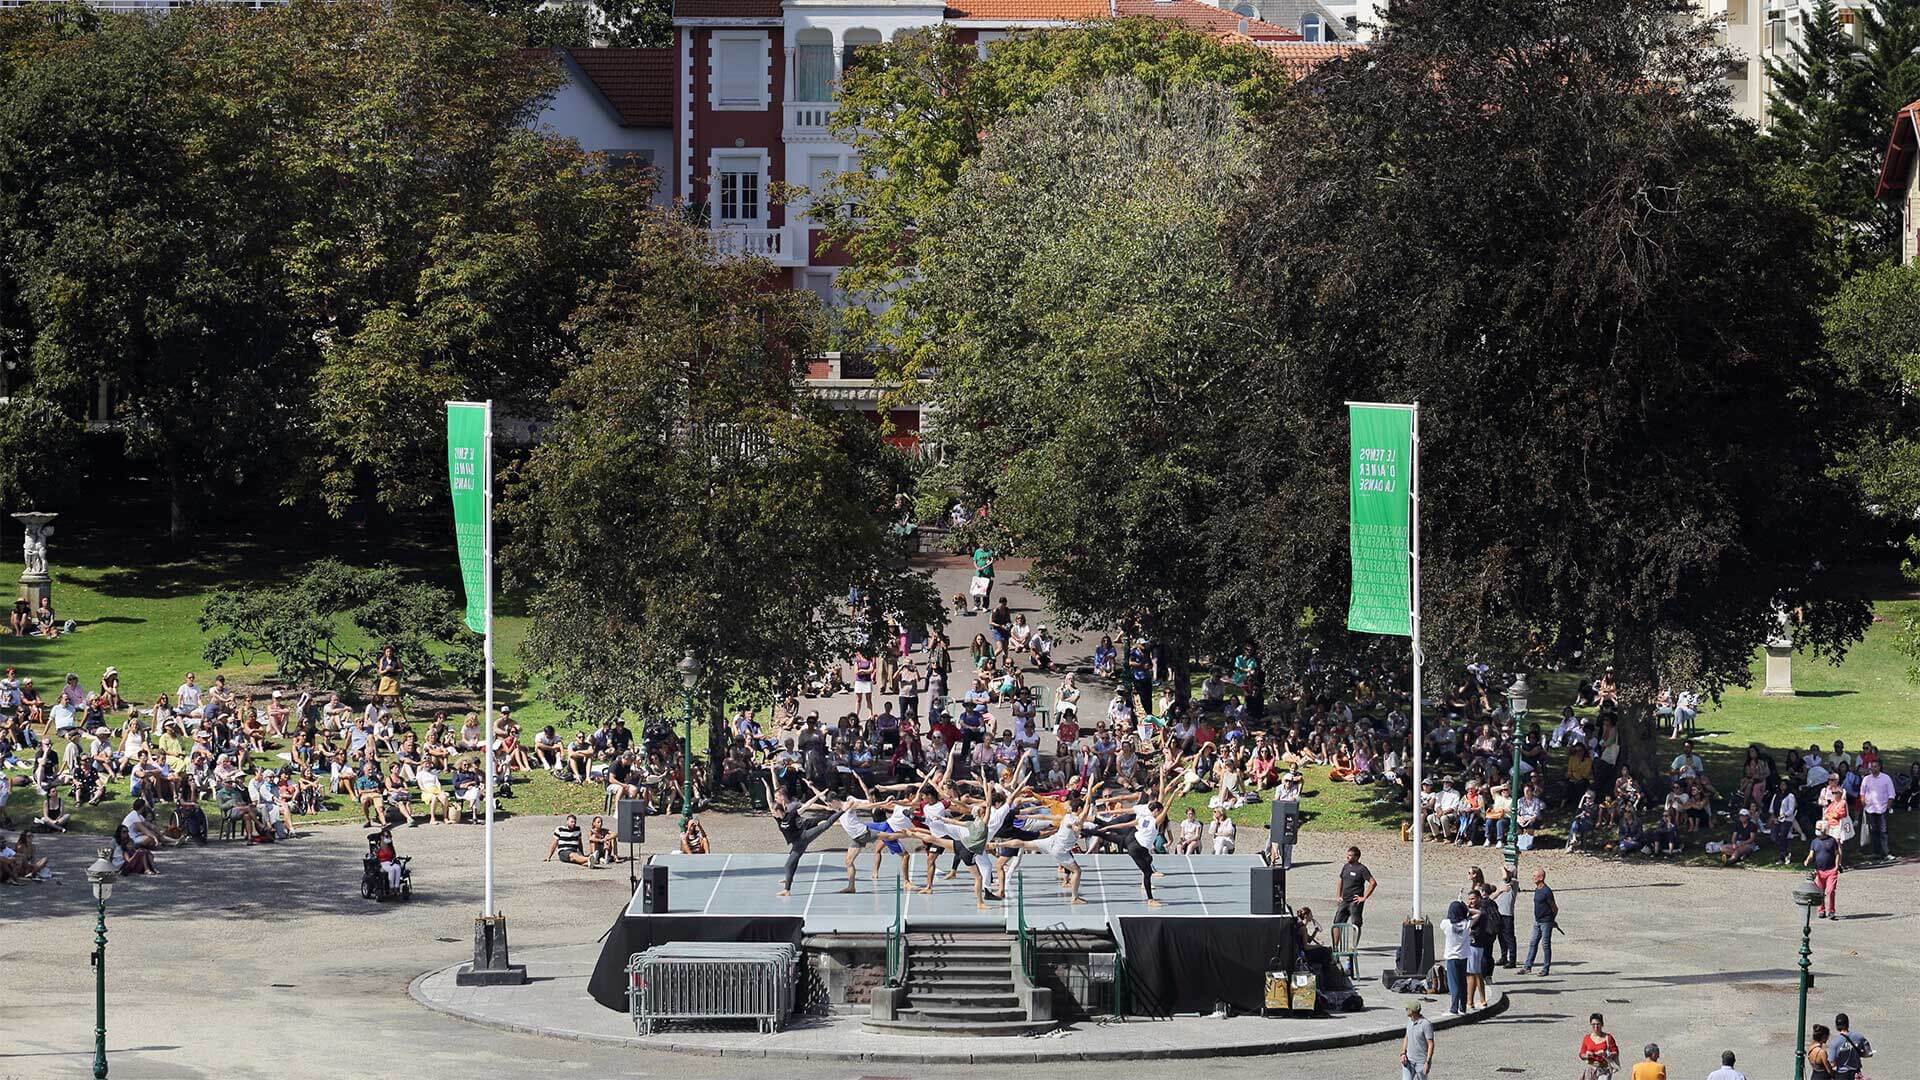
xmin=360 ymin=834 xmax=414 ymax=902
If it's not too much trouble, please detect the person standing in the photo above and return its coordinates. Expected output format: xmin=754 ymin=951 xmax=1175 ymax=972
xmin=970 ymin=545 xmax=995 ymax=613
xmin=1805 ymin=828 xmax=1842 ymax=919
xmin=1519 ymin=868 xmax=1556 ymax=975
xmin=1630 ymin=1043 xmax=1665 ymax=1080
xmin=1440 ymin=900 xmax=1469 ymax=1016
xmin=1577 ymin=1013 xmax=1620 ymax=1079
xmin=1859 ymin=760 xmax=1895 ymax=862
xmin=1400 ymin=1000 xmax=1435 ymax=1079
xmin=1493 ymin=865 xmax=1519 ymax=967
xmin=1334 ymin=846 xmax=1377 ymax=929
xmin=1826 ymin=1012 xmax=1873 ymax=1079
xmin=1705 ymin=1050 xmax=1746 ymax=1080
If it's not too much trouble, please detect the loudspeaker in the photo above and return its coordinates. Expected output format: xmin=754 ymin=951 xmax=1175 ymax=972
xmin=1250 ymin=864 xmax=1287 ymax=915
xmin=1396 ymin=918 xmax=1434 ymax=977
xmin=616 ymin=799 xmax=648 ymax=844
xmin=641 ymin=862 xmax=670 ymax=913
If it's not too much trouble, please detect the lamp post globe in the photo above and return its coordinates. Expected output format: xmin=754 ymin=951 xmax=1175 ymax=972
xmin=677 ymin=652 xmax=701 ymax=828
xmin=86 ymin=849 xmax=115 ymax=1079
xmin=1791 ymin=875 xmax=1822 ymax=1080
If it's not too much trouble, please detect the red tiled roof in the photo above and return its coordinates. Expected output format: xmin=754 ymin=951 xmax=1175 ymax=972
xmin=1260 ymin=40 xmax=1363 ymax=77
xmin=674 ymin=0 xmax=781 ymax=20
xmin=566 ymin=47 xmax=676 ymax=128
xmin=944 ymin=0 xmax=1108 ymax=17
xmin=1112 ymin=0 xmax=1300 ymax=41
xmin=1878 ymin=98 xmax=1920 ymax=201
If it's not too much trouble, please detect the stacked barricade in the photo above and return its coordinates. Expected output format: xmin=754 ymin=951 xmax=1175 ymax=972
xmin=627 ymin=942 xmax=800 ymax=1036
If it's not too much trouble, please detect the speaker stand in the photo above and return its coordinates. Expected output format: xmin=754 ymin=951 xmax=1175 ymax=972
xmin=628 ymin=840 xmax=638 ymax=895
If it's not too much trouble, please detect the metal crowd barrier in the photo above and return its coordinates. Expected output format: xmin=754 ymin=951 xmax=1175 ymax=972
xmin=626 ymin=942 xmax=799 ymax=1035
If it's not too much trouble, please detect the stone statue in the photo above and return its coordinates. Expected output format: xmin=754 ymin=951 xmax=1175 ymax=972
xmin=22 ymin=521 xmax=50 ymax=576
xmin=1766 ymin=603 xmax=1794 ymax=649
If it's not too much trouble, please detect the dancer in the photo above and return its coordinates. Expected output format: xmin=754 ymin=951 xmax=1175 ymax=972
xmin=824 ymin=780 xmax=890 ymax=894
xmin=994 ymin=800 xmax=1087 ymax=904
xmin=1092 ymin=791 xmax=1170 ymax=908
xmin=763 ymin=776 xmax=835 ymax=898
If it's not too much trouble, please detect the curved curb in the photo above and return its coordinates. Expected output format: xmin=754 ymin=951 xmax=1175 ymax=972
xmin=408 ymin=963 xmax=1508 ymax=1063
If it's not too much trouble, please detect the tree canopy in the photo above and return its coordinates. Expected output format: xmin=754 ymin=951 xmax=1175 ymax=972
xmin=1230 ymin=0 xmax=1872 ymax=776
xmin=0 ymin=0 xmax=649 ymax=530
xmin=825 ymin=18 xmax=1286 ymax=374
xmin=905 ymin=78 xmax=1269 ymax=689
xmin=503 ymin=219 xmax=938 ymax=735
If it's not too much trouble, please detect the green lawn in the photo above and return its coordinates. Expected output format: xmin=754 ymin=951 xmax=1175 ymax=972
xmin=0 ymin=550 xmax=682 ymax=834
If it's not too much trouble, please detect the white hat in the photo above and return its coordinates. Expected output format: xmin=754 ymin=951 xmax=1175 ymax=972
xmin=271 ymin=690 xmax=283 ymax=698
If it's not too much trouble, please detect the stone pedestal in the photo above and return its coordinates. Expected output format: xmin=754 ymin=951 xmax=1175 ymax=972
xmin=456 ymin=915 xmax=527 ymax=986
xmin=13 ymin=511 xmax=56 ymax=607
xmin=1763 ymin=645 xmax=1795 ymax=696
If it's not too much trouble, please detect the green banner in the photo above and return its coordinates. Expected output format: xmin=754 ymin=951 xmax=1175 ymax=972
xmin=447 ymin=402 xmax=489 ymax=634
xmin=1348 ymin=404 xmax=1413 ymax=637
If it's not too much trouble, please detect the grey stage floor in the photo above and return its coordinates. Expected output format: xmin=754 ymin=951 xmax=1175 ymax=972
xmin=629 ymin=851 xmax=1270 ymax=933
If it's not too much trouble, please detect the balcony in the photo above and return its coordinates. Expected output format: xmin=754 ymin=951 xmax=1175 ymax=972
xmin=784 ymin=101 xmax=837 ymax=140
xmin=708 ymin=225 xmax=806 ymax=266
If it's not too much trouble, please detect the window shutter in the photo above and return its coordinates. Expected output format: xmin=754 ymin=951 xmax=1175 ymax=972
xmin=716 ymin=39 xmax=761 ymax=105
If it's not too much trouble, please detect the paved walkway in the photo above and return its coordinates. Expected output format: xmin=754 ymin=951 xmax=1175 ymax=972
xmin=410 ymin=942 xmax=1507 ymax=1062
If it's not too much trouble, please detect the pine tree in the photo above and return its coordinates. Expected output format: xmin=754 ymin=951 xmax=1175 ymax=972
xmin=1766 ymin=0 xmax=1880 ymax=267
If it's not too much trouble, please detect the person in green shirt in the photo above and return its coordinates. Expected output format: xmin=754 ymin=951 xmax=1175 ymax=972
xmin=971 ymin=546 xmax=996 ymax=613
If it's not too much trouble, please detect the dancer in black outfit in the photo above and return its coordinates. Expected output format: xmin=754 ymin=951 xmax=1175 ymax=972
xmin=763 ymin=777 xmax=836 ymax=897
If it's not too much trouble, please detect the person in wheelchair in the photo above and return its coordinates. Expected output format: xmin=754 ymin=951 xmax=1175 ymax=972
xmin=362 ymin=829 xmax=412 ymax=900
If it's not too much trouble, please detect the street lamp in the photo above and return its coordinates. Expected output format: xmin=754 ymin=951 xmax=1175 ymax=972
xmin=1503 ymin=673 xmax=1529 ymax=873
xmin=1791 ymin=874 xmax=1822 ymax=1080
xmin=677 ymin=651 xmax=702 ymax=829
xmin=85 ymin=849 xmax=115 ymax=1080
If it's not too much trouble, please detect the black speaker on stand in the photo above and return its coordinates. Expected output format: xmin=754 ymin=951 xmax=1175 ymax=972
xmin=1250 ymin=864 xmax=1287 ymax=914
xmin=617 ymin=798 xmax=647 ymax=894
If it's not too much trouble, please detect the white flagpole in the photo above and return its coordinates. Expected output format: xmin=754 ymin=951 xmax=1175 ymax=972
xmin=1409 ymin=402 xmax=1423 ymax=925
xmin=482 ymin=399 xmax=496 ymax=917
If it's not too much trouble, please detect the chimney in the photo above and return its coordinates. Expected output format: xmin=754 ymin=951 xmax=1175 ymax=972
xmin=1238 ymin=16 xmax=1249 ymax=32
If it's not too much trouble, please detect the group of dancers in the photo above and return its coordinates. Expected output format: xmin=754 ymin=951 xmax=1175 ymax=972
xmin=762 ymin=746 xmax=1184 ymax=909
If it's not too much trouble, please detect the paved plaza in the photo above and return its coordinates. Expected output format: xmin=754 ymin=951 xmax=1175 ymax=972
xmin=4 ymin=809 xmax=1914 ymax=1079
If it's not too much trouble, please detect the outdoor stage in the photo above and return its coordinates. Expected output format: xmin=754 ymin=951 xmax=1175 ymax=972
xmin=627 ymin=851 xmax=1271 ymax=933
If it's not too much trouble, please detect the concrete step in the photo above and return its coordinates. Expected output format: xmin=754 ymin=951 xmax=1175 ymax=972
xmin=911 ymin=945 xmax=1012 ymax=959
xmin=902 ymin=1005 xmax=1029 ymax=1023
xmin=902 ymin=968 xmax=1013 ymax=983
xmin=905 ymin=990 xmax=1021 ymax=1008
xmin=904 ymin=961 xmax=1008 ymax=976
xmin=861 ymin=1017 xmax=1057 ymax=1038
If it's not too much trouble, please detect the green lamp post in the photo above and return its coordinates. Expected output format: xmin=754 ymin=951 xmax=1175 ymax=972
xmin=677 ymin=651 xmax=702 ymax=829
xmin=85 ymin=848 xmax=116 ymax=1079
xmin=1791 ymin=874 xmax=1822 ymax=1080
xmin=1504 ymin=673 xmax=1529 ymax=873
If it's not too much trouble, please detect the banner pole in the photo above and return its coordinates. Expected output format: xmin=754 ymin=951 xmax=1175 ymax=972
xmin=1409 ymin=402 xmax=1422 ymax=925
xmin=482 ymin=400 xmax=495 ymax=918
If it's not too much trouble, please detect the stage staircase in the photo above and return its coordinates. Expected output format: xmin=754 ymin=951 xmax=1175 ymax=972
xmin=862 ymin=931 xmax=1056 ymax=1036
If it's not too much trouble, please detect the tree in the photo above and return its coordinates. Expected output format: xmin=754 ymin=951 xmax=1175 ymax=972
xmin=1233 ymin=0 xmax=1873 ymax=782
xmin=1766 ymin=0 xmax=1883 ymax=268
xmin=0 ymin=1 xmax=651 ymax=530
xmin=826 ymin=19 xmax=1286 ymax=375
xmin=0 ymin=395 xmax=84 ymax=512
xmin=904 ymin=78 xmax=1268 ymax=702
xmin=200 ymin=560 xmax=482 ymax=692
xmin=503 ymin=218 xmax=938 ymax=785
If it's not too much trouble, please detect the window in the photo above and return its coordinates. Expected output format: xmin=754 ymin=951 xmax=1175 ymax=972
xmin=712 ymin=33 xmax=767 ymax=110
xmin=1301 ymin=12 xmax=1323 ymax=41
xmin=1766 ymin=18 xmax=1786 ymax=53
xmin=842 ymin=28 xmax=882 ymax=80
xmin=715 ymin=156 xmax=762 ymax=223
xmin=795 ymin=30 xmax=833 ymax=102
xmin=606 ymin=149 xmax=654 ymax=170
xmin=1232 ymin=2 xmax=1256 ymax=17
xmin=806 ymin=153 xmax=841 ymax=220
xmin=975 ymin=30 xmax=1009 ymax=59
xmin=1726 ymin=0 xmax=1745 ymax=24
